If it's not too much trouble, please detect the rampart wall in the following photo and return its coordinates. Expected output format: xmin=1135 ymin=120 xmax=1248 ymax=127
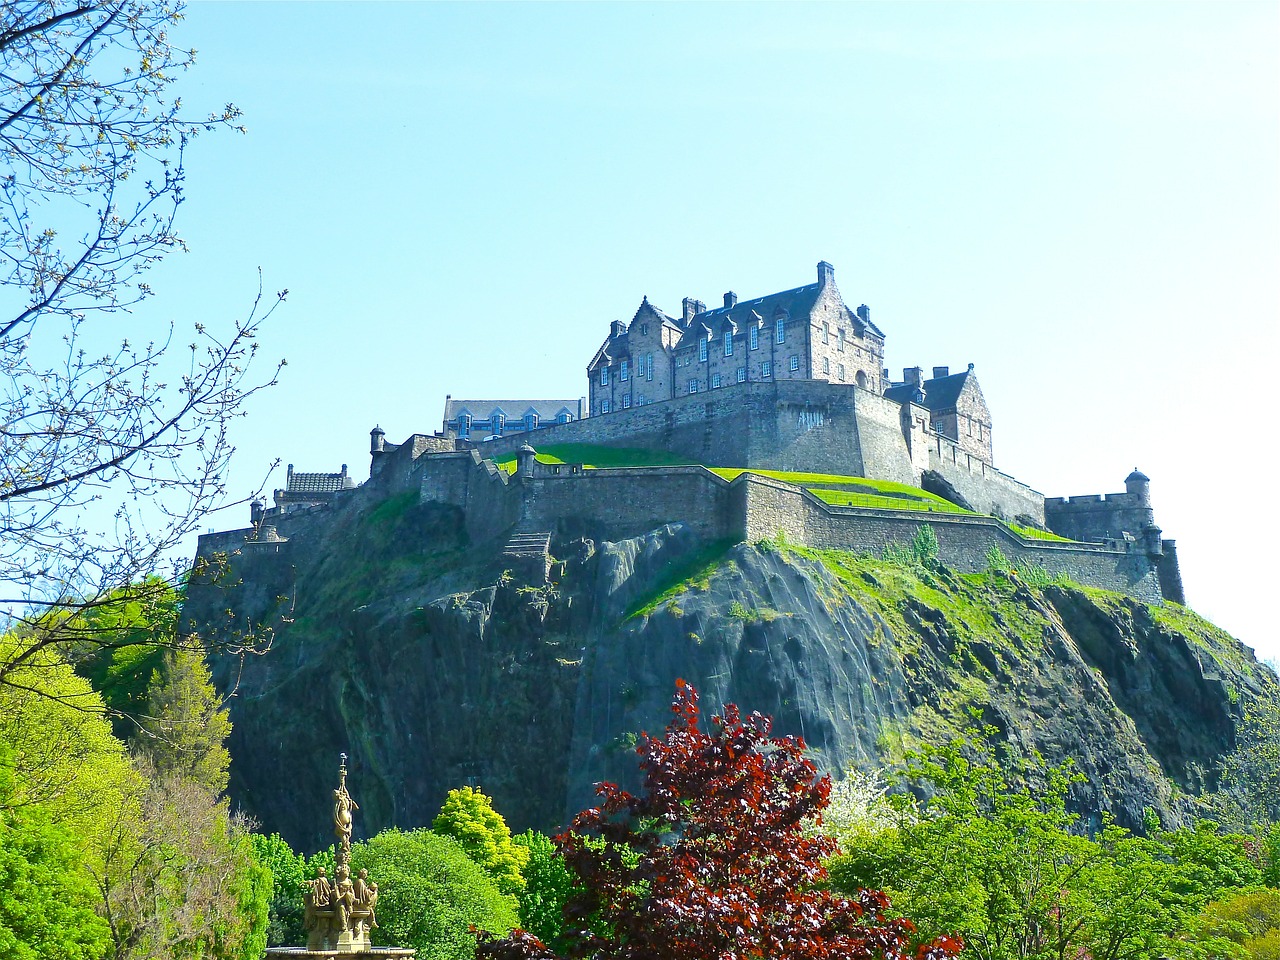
xmin=1045 ymin=491 xmax=1155 ymax=544
xmin=467 ymin=380 xmax=917 ymax=484
xmin=928 ymin=437 xmax=1046 ymax=526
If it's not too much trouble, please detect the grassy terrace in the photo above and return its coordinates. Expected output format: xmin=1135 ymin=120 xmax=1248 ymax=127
xmin=489 ymin=442 xmax=1079 ymax=541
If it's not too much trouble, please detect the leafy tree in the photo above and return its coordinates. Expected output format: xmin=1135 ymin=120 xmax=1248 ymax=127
xmin=434 ymin=786 xmax=530 ymax=897
xmin=0 ymin=0 xmax=284 ymax=692
xmin=1209 ymin=696 xmax=1280 ymax=829
xmin=826 ymin=735 xmax=1191 ymax=960
xmin=0 ymin=741 xmax=111 ymax=960
xmin=349 ymin=828 xmax=518 ymax=960
xmin=250 ymin=832 xmax=308 ymax=947
xmin=138 ymin=641 xmax=231 ymax=794
xmin=512 ymin=830 xmax=574 ymax=953
xmin=478 ymin=679 xmax=959 ymax=960
xmin=1181 ymin=887 xmax=1280 ymax=959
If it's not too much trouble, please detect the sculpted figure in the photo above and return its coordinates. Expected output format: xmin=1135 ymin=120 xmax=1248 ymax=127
xmin=365 ymin=879 xmax=379 ymax=930
xmin=334 ymin=863 xmax=357 ymax=933
xmin=333 ymin=781 xmax=359 ymax=852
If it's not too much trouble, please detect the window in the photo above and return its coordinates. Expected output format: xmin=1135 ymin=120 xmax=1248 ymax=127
xmin=789 ymin=355 xmax=799 ymax=372
xmin=822 ymin=357 xmax=830 ymax=375
xmin=600 ymin=365 xmax=609 ymax=386
xmin=458 ymin=414 xmax=471 ymax=438
xmin=640 ymin=323 xmax=649 ymax=335
xmin=749 ymin=325 xmax=759 ymax=350
xmin=838 ymin=329 xmax=845 ymax=351
xmin=622 ymin=395 xmax=631 ymax=409
xmin=762 ymin=361 xmax=772 ymax=379
xmin=736 ymin=366 xmax=746 ymax=383
xmin=492 ymin=413 xmax=505 ymax=435
xmin=646 ymin=353 xmax=654 ymax=381
xmin=601 ymin=399 xmax=611 ymax=413
xmin=689 ymin=379 xmax=699 ymax=394
xmin=724 ymin=330 xmax=733 ymax=356
xmin=775 ymin=317 xmax=785 ymax=343
xmin=822 ymin=323 xmax=830 ymax=344
xmin=712 ymin=373 xmax=721 ymax=388
xmin=699 ymin=337 xmax=708 ymax=362
xmin=524 ymin=413 xmax=538 ymax=431
xmin=620 ymin=359 xmax=629 ymax=382
xmin=837 ymin=364 xmax=845 ymax=381
xmin=556 ymin=412 xmax=571 ymax=424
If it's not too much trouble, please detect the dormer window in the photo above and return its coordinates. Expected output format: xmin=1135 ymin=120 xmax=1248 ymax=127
xmin=492 ymin=413 xmax=505 ymax=436
xmin=620 ymin=359 xmax=629 ymax=382
xmin=749 ymin=325 xmax=759 ymax=350
xmin=775 ymin=318 xmax=785 ymax=343
xmin=524 ymin=413 xmax=538 ymax=431
xmin=600 ymin=365 xmax=610 ymax=386
xmin=699 ymin=336 xmax=708 ymax=362
xmin=458 ymin=414 xmax=471 ymax=438
xmin=723 ymin=330 xmax=733 ymax=356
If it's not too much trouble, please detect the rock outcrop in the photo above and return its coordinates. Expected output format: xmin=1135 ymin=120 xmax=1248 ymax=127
xmin=187 ymin=492 xmax=1274 ymax=852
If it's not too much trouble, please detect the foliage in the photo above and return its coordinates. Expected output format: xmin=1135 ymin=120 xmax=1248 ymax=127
xmin=434 ymin=786 xmax=530 ymax=897
xmin=512 ymin=830 xmax=575 ymax=953
xmin=883 ymin=524 xmax=940 ymax=569
xmin=0 ymin=742 xmax=111 ymax=960
xmin=1181 ymin=887 xmax=1280 ymax=959
xmin=0 ymin=0 xmax=283 ymax=691
xmin=825 ymin=734 xmax=1192 ymax=960
xmin=250 ymin=832 xmax=308 ymax=947
xmin=477 ymin=679 xmax=960 ymax=960
xmin=349 ymin=828 xmax=518 ymax=960
xmin=1208 ymin=696 xmax=1280 ymax=829
xmin=138 ymin=641 xmax=231 ymax=794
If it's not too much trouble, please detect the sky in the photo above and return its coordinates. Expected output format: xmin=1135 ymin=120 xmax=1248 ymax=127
xmin=124 ymin=2 xmax=1277 ymax=658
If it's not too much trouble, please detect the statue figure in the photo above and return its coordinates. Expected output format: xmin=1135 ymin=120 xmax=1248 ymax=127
xmin=333 ymin=757 xmax=360 ymax=854
xmin=303 ymin=867 xmax=334 ymax=950
xmin=353 ymin=868 xmax=378 ymax=934
xmin=365 ymin=879 xmax=379 ymax=929
xmin=334 ymin=863 xmax=357 ymax=934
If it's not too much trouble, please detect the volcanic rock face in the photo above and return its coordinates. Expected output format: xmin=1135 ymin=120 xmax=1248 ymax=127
xmin=188 ymin=494 xmax=1272 ymax=852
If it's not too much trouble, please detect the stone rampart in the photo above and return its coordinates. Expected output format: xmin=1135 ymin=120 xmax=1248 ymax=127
xmin=928 ymin=437 xmax=1046 ymax=525
xmin=1044 ymin=491 xmax=1155 ymax=544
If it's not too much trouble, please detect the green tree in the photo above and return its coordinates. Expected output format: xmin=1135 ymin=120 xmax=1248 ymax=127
xmin=512 ymin=830 xmax=574 ymax=952
xmin=0 ymin=742 xmax=111 ymax=960
xmin=1181 ymin=888 xmax=1280 ymax=959
xmin=250 ymin=832 xmax=308 ymax=947
xmin=139 ymin=642 xmax=231 ymax=795
xmin=349 ymin=828 xmax=518 ymax=960
xmin=433 ymin=786 xmax=530 ymax=897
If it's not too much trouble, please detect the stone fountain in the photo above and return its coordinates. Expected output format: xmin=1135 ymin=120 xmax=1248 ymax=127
xmin=265 ymin=755 xmax=414 ymax=958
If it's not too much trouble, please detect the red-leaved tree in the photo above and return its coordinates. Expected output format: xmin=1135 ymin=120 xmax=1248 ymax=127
xmin=478 ymin=679 xmax=962 ymax=960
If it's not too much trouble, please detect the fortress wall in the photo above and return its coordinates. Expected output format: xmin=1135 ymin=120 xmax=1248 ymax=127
xmin=928 ymin=438 xmax=1045 ymax=524
xmin=197 ymin=527 xmax=255 ymax=556
xmin=467 ymin=381 xmax=915 ymax=480
xmin=1044 ymin=491 xmax=1155 ymax=543
xmin=521 ymin=466 xmax=739 ymax=543
xmin=415 ymin=451 xmax=519 ymax=544
xmin=738 ymin=475 xmax=1163 ymax=602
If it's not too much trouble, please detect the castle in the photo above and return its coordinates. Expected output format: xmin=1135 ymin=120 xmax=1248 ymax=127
xmin=203 ymin=261 xmax=1184 ymax=605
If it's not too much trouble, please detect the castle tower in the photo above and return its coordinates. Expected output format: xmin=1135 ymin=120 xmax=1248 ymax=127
xmin=1125 ymin=468 xmax=1151 ymax=507
xmin=250 ymin=497 xmax=265 ymax=527
xmin=370 ymin=425 xmax=386 ymax=455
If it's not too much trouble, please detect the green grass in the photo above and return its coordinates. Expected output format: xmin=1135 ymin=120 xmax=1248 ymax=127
xmin=809 ymin=488 xmax=972 ymax=514
xmin=494 ymin=443 xmax=699 ymax=474
xmin=1002 ymin=521 xmax=1075 ymax=543
xmin=624 ymin=538 xmax=737 ymax=620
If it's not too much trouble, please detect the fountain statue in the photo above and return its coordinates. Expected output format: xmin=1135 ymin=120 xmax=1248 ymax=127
xmin=266 ymin=755 xmax=413 ymax=958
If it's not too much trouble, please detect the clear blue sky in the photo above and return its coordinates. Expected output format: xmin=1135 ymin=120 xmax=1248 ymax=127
xmin=140 ymin=2 xmax=1277 ymax=657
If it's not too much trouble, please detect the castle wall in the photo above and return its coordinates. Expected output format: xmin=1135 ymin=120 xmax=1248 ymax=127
xmin=468 ymin=380 xmax=918 ymax=484
xmin=927 ymin=437 xmax=1045 ymax=525
xmin=414 ymin=450 xmax=520 ymax=544
xmin=520 ymin=464 xmax=739 ymax=543
xmin=1044 ymin=492 xmax=1155 ymax=543
xmin=736 ymin=474 xmax=1163 ymax=602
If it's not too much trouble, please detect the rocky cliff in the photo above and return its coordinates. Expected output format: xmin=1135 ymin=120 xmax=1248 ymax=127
xmin=187 ymin=489 xmax=1274 ymax=852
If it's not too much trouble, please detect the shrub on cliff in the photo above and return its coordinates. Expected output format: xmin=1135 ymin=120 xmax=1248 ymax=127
xmin=350 ymin=829 xmax=517 ymax=960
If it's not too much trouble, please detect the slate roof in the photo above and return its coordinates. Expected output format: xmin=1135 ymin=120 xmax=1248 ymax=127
xmin=691 ymin=283 xmax=821 ymax=331
xmin=884 ymin=370 xmax=973 ymax=412
xmin=286 ymin=472 xmax=348 ymax=494
xmin=444 ymin=399 xmax=585 ymax=421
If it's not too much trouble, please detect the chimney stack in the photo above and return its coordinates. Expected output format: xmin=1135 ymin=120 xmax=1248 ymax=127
xmin=932 ymin=366 xmax=950 ymax=379
xmin=817 ymin=261 xmax=835 ymax=285
xmin=682 ymin=297 xmax=706 ymax=324
xmin=724 ymin=291 xmax=738 ymax=309
xmin=903 ymin=367 xmax=923 ymax=387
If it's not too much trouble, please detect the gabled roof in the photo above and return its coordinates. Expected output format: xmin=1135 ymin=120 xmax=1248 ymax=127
xmin=884 ymin=369 xmax=976 ymax=412
xmin=445 ymin=399 xmax=584 ymax=421
xmin=286 ymin=472 xmax=348 ymax=494
xmin=630 ymin=297 xmax=679 ymax=329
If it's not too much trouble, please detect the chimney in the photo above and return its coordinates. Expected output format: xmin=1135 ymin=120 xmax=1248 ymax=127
xmin=857 ymin=304 xmax=870 ymax=323
xmin=610 ymin=320 xmax=625 ymax=338
xmin=903 ymin=367 xmax=923 ymax=387
xmin=882 ymin=367 xmax=890 ymax=383
xmin=932 ymin=366 xmax=949 ymax=379
xmin=724 ymin=291 xmax=738 ymax=309
xmin=817 ymin=261 xmax=835 ymax=285
xmin=683 ymin=297 xmax=705 ymax=323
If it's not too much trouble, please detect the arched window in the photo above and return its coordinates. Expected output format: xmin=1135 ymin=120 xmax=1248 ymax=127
xmin=856 ymin=370 xmax=868 ymax=389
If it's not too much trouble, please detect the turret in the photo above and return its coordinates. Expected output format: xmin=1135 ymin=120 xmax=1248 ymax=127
xmin=1125 ymin=468 xmax=1150 ymax=507
xmin=517 ymin=443 xmax=537 ymax=479
xmin=370 ymin=425 xmax=386 ymax=455
xmin=250 ymin=497 xmax=265 ymax=527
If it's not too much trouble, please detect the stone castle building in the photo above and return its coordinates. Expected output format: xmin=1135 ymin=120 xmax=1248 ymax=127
xmin=200 ymin=260 xmax=1185 ymax=607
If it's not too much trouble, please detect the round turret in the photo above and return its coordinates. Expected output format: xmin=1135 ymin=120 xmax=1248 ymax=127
xmin=370 ymin=424 xmax=385 ymax=454
xmin=516 ymin=443 xmax=537 ymax=478
xmin=1125 ymin=468 xmax=1151 ymax=506
xmin=250 ymin=497 xmax=265 ymax=526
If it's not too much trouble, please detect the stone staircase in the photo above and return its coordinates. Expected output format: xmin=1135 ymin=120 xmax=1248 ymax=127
xmin=502 ymin=524 xmax=553 ymax=584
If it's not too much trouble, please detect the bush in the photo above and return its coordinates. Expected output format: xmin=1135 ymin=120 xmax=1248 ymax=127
xmin=512 ymin=830 xmax=574 ymax=952
xmin=433 ymin=787 xmax=529 ymax=897
xmin=350 ymin=829 xmax=517 ymax=960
